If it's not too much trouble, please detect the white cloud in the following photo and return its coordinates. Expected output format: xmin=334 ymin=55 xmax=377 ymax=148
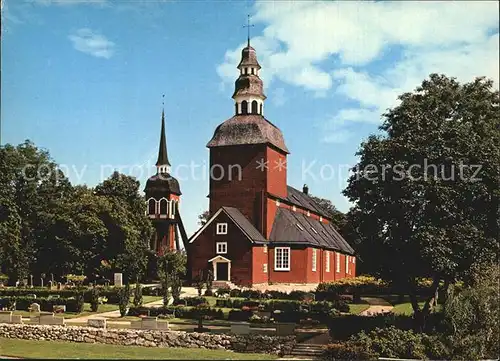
xmin=68 ymin=28 xmax=115 ymax=59
xmin=217 ymin=1 xmax=499 ymax=143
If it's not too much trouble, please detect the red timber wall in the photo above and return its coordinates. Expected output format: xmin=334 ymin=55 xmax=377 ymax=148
xmin=209 ymin=144 xmax=288 ymax=235
xmin=188 ymin=212 xmax=254 ymax=286
xmin=209 ymin=144 xmax=267 ymax=229
xmin=252 ymin=245 xmax=269 ymax=284
xmin=268 ymin=246 xmax=308 ymax=284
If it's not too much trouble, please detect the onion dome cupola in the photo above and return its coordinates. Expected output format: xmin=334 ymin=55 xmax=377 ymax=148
xmin=144 ymin=108 xmax=181 ymax=197
xmin=232 ymin=39 xmax=266 ymax=116
xmin=207 ymin=34 xmax=289 ymax=154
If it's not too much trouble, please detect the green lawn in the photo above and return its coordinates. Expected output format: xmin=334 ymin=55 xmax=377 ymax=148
xmin=348 ymin=302 xmax=370 ymax=315
xmin=0 ymin=338 xmax=278 ymax=360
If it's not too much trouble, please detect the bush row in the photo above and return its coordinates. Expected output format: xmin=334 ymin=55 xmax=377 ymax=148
xmin=0 ymin=287 xmax=130 ymax=305
xmin=0 ymin=296 xmax=84 ymax=313
xmin=326 ymin=312 xmax=446 ymax=341
xmin=127 ymin=306 xmax=225 ymax=320
xmin=214 ymin=298 xmax=349 ymax=313
xmin=316 ymin=276 xmax=453 ymax=301
xmin=321 ymin=327 xmax=452 ymax=361
xmin=216 ymin=287 xmax=316 ymax=301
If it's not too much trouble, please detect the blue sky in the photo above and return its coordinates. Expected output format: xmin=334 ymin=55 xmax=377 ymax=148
xmin=2 ymin=0 xmax=499 ymax=236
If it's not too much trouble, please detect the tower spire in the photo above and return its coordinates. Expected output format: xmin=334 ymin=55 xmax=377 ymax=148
xmin=156 ymin=94 xmax=171 ymax=173
xmin=243 ymin=14 xmax=254 ymax=47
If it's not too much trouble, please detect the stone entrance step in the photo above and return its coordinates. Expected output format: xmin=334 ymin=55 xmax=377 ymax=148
xmin=290 ymin=343 xmax=325 ymax=358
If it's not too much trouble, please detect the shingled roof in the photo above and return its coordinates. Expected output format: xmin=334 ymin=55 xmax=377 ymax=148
xmin=222 ymin=207 xmax=267 ymax=243
xmin=189 ymin=206 xmax=267 ymax=244
xmin=270 ymin=207 xmax=354 ymax=254
xmin=268 ymin=186 xmax=333 ymax=220
xmin=206 ymin=114 xmax=290 ymax=154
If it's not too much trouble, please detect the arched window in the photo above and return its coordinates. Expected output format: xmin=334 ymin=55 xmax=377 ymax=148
xmin=259 ymin=103 xmax=263 ymax=115
xmin=251 ymin=68 xmax=255 ymax=75
xmin=159 ymin=198 xmax=169 ymax=216
xmin=235 ymin=103 xmax=238 ymax=115
xmin=244 ymin=68 xmax=248 ymax=75
xmin=147 ymin=198 xmax=157 ymax=215
xmin=171 ymin=201 xmax=176 ymax=218
xmin=241 ymin=101 xmax=248 ymax=115
xmin=251 ymin=100 xmax=258 ymax=114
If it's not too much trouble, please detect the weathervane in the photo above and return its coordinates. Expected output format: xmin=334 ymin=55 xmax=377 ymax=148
xmin=243 ymin=14 xmax=254 ymax=46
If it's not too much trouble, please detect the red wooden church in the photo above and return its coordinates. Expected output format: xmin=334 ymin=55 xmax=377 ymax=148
xmin=187 ymin=41 xmax=356 ymax=286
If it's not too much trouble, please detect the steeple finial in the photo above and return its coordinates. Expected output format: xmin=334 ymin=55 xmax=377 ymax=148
xmin=243 ymin=14 xmax=254 ymax=47
xmin=156 ymin=94 xmax=171 ymax=173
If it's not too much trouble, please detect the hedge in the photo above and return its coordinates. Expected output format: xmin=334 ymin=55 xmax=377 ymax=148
xmin=0 ymin=287 xmax=127 ymax=305
xmin=215 ymin=298 xmax=349 ymax=313
xmin=316 ymin=276 xmax=454 ymax=301
xmin=173 ymin=297 xmax=208 ymax=307
xmin=0 ymin=296 xmax=84 ymax=313
xmin=127 ymin=306 xmax=225 ymax=320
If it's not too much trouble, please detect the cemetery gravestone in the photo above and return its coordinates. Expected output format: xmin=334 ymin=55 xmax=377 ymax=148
xmin=114 ymin=273 xmax=123 ymax=287
xmin=30 ymin=303 xmax=41 ymax=313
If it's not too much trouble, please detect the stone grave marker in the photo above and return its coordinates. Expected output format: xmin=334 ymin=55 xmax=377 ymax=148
xmin=53 ymin=305 xmax=66 ymax=313
xmin=30 ymin=303 xmax=41 ymax=313
xmin=88 ymin=318 xmax=107 ymax=329
xmin=114 ymin=273 xmax=123 ymax=287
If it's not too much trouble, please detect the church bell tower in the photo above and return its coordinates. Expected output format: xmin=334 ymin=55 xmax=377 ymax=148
xmin=144 ymin=104 xmax=187 ymax=254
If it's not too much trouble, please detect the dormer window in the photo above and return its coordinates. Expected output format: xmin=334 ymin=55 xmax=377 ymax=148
xmin=307 ymin=211 xmax=310 ymax=216
xmin=320 ymin=216 xmax=323 ymax=222
xmin=276 ymin=200 xmax=280 ymax=206
xmin=216 ymin=223 xmax=228 ymax=235
xmin=292 ymin=205 xmax=297 ymax=211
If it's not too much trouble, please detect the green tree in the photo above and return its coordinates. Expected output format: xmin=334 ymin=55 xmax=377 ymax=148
xmin=0 ymin=141 xmax=73 ymax=281
xmin=157 ymin=250 xmax=187 ymax=306
xmin=94 ymin=172 xmax=154 ymax=283
xmin=443 ymin=264 xmax=500 ymax=360
xmin=343 ymin=74 xmax=499 ymax=330
xmin=309 ymin=195 xmax=347 ymax=232
xmin=197 ymin=210 xmax=210 ymax=226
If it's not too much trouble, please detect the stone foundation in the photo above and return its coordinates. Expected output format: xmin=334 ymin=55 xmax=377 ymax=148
xmin=0 ymin=324 xmax=296 ymax=355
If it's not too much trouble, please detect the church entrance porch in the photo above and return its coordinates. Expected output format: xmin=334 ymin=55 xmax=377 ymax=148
xmin=208 ymin=255 xmax=231 ymax=282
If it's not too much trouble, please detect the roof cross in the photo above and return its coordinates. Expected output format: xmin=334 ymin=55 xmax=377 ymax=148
xmin=243 ymin=14 xmax=254 ymax=47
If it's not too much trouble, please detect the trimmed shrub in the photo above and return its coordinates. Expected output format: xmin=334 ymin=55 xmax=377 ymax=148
xmin=215 ymin=286 xmax=231 ymax=297
xmin=321 ymin=343 xmax=378 ymax=360
xmin=89 ymin=288 xmax=100 ymax=312
xmin=132 ymin=283 xmax=143 ymax=307
xmin=228 ymin=309 xmax=253 ymax=322
xmin=240 ymin=289 xmax=262 ymax=299
xmin=229 ymin=288 xmax=242 ymax=298
xmin=117 ymin=285 xmax=130 ymax=317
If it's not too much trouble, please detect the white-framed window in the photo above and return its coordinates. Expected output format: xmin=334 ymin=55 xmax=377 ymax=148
xmin=346 ymin=255 xmax=349 ymax=274
xmin=216 ymin=223 xmax=228 ymax=235
xmin=312 ymin=249 xmax=317 ymax=272
xmin=307 ymin=211 xmax=310 ymax=216
xmin=275 ymin=247 xmax=290 ymax=271
xmin=336 ymin=253 xmax=340 ymax=273
xmin=326 ymin=251 xmax=330 ymax=272
xmin=263 ymin=245 xmax=268 ymax=253
xmin=276 ymin=200 xmax=280 ymax=206
xmin=320 ymin=216 xmax=323 ymax=222
xmin=263 ymin=263 xmax=268 ymax=272
xmin=216 ymin=242 xmax=227 ymax=254
xmin=292 ymin=205 xmax=297 ymax=211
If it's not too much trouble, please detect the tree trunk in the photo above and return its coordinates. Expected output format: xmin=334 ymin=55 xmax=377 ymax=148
xmin=411 ymin=276 xmax=441 ymax=332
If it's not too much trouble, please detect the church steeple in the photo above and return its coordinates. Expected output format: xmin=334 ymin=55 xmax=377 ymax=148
xmin=233 ymin=16 xmax=265 ymax=116
xmin=156 ymin=105 xmax=171 ymax=174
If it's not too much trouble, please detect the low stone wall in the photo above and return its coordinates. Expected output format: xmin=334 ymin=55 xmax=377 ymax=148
xmin=0 ymin=324 xmax=296 ymax=356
